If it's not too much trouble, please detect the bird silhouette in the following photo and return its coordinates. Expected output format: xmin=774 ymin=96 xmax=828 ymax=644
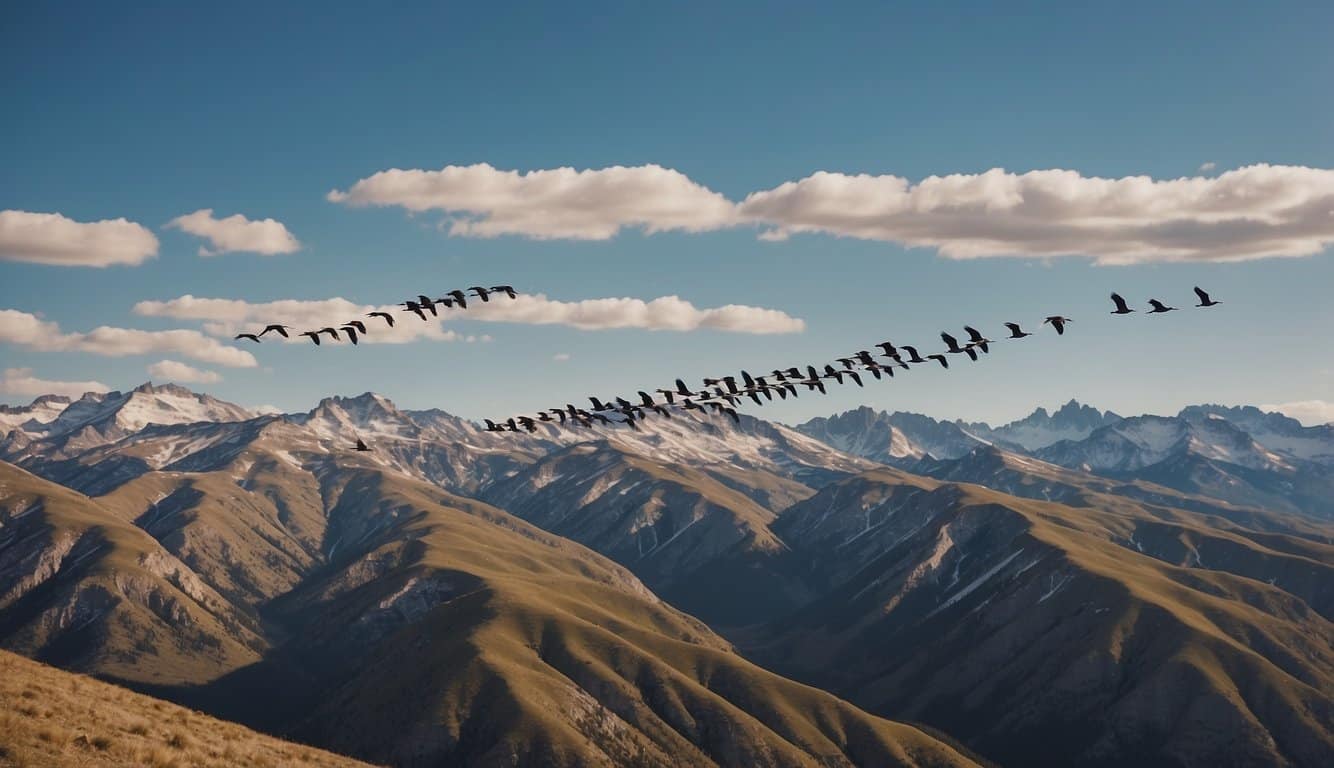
xmin=416 ymin=296 xmax=440 ymax=317
xmin=1193 ymin=287 xmax=1221 ymax=307
xmin=490 ymin=285 xmax=517 ymax=299
xmin=402 ymin=301 xmax=429 ymax=321
xmin=1147 ymin=299 xmax=1177 ymax=314
xmin=354 ymin=438 xmax=371 ymax=452
xmin=941 ymin=332 xmax=977 ymax=359
xmin=964 ymin=326 xmax=991 ymax=353
xmin=368 ymin=311 xmax=396 ymax=327
xmin=259 ymin=324 xmax=291 ymax=338
xmin=900 ymin=346 xmax=927 ymax=364
xmin=340 ymin=326 xmax=360 ymax=345
xmin=483 ymin=419 xmax=505 ymax=432
xmin=875 ymin=341 xmax=899 ymax=358
xmin=1043 ymin=316 xmax=1072 ymax=335
xmin=318 ymin=327 xmax=342 ymax=341
xmin=447 ymin=290 xmax=468 ymax=308
xmin=1004 ymin=322 xmax=1031 ymax=338
xmin=300 ymin=331 xmax=322 ymax=345
xmin=1110 ymin=293 xmax=1135 ymax=315
xmin=234 ymin=333 xmax=261 ymax=343
xmin=468 ymin=286 xmax=491 ymax=301
xmin=343 ymin=320 xmax=367 ymax=334
xmin=927 ymin=353 xmax=949 ymax=369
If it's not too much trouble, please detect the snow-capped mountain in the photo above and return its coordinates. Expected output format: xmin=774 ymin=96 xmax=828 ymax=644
xmin=1036 ymin=414 xmax=1293 ymax=473
xmin=965 ymin=399 xmax=1122 ymax=450
xmin=793 ymin=406 xmax=991 ymax=465
xmin=1178 ymin=404 xmax=1334 ymax=465
xmin=0 ymin=394 xmax=73 ymax=435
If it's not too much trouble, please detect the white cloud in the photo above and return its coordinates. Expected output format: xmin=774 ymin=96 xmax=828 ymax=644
xmin=135 ymin=293 xmax=805 ymax=336
xmin=1198 ymin=161 xmax=1216 ymax=172
xmin=0 ymin=367 xmax=109 ymax=398
xmin=166 ymin=209 xmax=301 ymax=256
xmin=465 ymin=294 xmax=805 ymax=333
xmin=1261 ymin=400 xmax=1334 ymax=426
xmin=251 ymin=404 xmax=284 ymax=415
xmin=0 ymin=309 xmax=257 ymax=368
xmin=739 ymin=164 xmax=1334 ymax=264
xmin=328 ymin=163 xmax=737 ymax=240
xmin=553 ymin=352 xmax=571 ymax=362
xmin=0 ymin=210 xmax=159 ymax=267
xmin=330 ymin=162 xmax=1334 ymax=263
xmin=147 ymin=360 xmax=221 ymax=384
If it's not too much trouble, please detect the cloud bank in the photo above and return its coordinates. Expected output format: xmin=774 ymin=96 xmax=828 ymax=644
xmin=147 ymin=360 xmax=222 ymax=384
xmin=0 ymin=309 xmax=257 ymax=368
xmin=1261 ymin=400 xmax=1334 ymax=426
xmin=331 ymin=162 xmax=1334 ymax=263
xmin=739 ymin=164 xmax=1334 ymax=264
xmin=134 ymin=293 xmax=805 ymax=336
xmin=0 ymin=210 xmax=159 ymax=267
xmin=328 ymin=163 xmax=737 ymax=240
xmin=0 ymin=368 xmax=110 ymax=398
xmin=166 ymin=209 xmax=301 ymax=256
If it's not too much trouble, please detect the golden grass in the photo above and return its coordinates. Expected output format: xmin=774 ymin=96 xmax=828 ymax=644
xmin=0 ymin=650 xmax=373 ymax=768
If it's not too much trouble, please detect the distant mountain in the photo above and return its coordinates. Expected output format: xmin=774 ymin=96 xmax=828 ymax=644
xmin=1178 ymin=404 xmax=1334 ymax=465
xmin=0 ymin=393 xmax=73 ymax=435
xmin=1034 ymin=415 xmax=1334 ymax=520
xmin=794 ymin=406 xmax=991 ymax=465
xmin=965 ymin=398 xmax=1122 ymax=450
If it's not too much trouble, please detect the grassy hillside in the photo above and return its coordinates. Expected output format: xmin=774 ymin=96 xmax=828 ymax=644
xmin=751 ymin=467 xmax=1334 ymax=767
xmin=0 ymin=649 xmax=370 ymax=768
xmin=1 ymin=459 xmax=977 ymax=767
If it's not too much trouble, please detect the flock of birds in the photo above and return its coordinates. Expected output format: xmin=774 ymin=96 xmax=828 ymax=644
xmin=481 ymin=287 xmax=1223 ymax=435
xmin=232 ymin=285 xmax=518 ymax=345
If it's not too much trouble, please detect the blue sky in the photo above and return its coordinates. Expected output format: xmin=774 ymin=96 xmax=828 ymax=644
xmin=2 ymin=1 xmax=1332 ymax=425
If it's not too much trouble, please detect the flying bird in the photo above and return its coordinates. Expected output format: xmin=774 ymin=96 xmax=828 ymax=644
xmin=368 ymin=311 xmax=396 ymax=327
xmin=468 ymin=286 xmax=491 ymax=301
xmin=1110 ymin=293 xmax=1135 ymax=315
xmin=300 ymin=331 xmax=322 ymax=345
xmin=234 ymin=333 xmax=261 ymax=343
xmin=1193 ymin=286 xmax=1221 ymax=307
xmin=259 ymin=324 xmax=291 ymax=338
xmin=927 ymin=353 xmax=949 ymax=369
xmin=340 ymin=326 xmax=360 ymax=345
xmin=490 ymin=285 xmax=517 ymax=299
xmin=1004 ymin=322 xmax=1031 ymax=339
xmin=1147 ymin=299 xmax=1177 ymax=314
xmin=354 ymin=438 xmax=371 ymax=452
xmin=416 ymin=296 xmax=440 ymax=317
xmin=964 ymin=326 xmax=991 ymax=353
xmin=318 ymin=327 xmax=342 ymax=340
xmin=1043 ymin=316 xmax=1072 ymax=335
xmin=942 ymin=332 xmax=978 ymax=360
xmin=402 ymin=301 xmax=429 ymax=321
xmin=343 ymin=320 xmax=367 ymax=334
xmin=900 ymin=346 xmax=927 ymax=364
xmin=447 ymin=290 xmax=468 ymax=308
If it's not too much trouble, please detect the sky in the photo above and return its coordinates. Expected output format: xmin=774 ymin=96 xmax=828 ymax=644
xmin=3 ymin=1 xmax=1333 ymax=426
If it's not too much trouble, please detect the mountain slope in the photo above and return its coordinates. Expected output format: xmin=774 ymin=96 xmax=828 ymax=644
xmin=0 ymin=649 xmax=369 ymax=768
xmin=0 ymin=462 xmax=264 ymax=685
xmin=744 ymin=468 xmax=1334 ymax=767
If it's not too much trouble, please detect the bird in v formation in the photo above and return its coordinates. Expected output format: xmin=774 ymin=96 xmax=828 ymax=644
xmin=232 ymin=285 xmax=519 ymax=346
xmin=487 ymin=286 xmax=1222 ymax=435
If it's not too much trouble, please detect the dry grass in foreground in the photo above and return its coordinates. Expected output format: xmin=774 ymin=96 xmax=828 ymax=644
xmin=0 ymin=650 xmax=374 ymax=768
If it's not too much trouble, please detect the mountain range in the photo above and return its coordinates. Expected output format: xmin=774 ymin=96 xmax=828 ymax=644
xmin=1 ymin=382 xmax=1330 ymax=766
